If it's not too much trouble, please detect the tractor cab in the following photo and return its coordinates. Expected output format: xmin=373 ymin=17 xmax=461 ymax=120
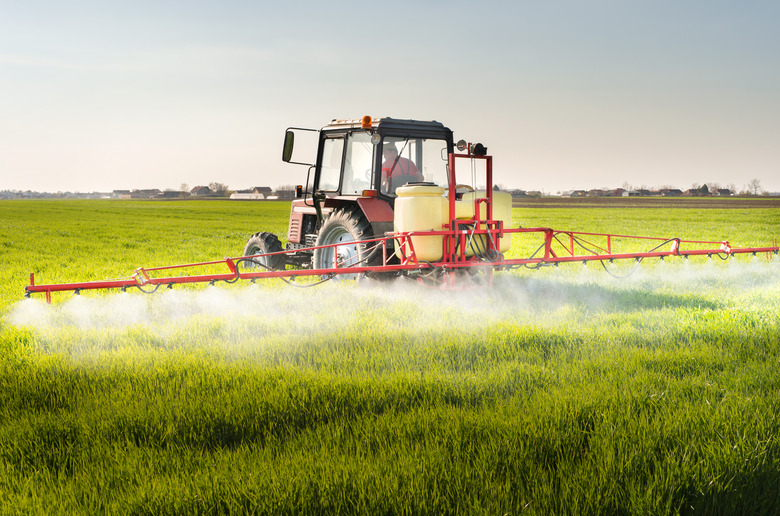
xmin=286 ymin=117 xmax=454 ymax=202
xmin=276 ymin=117 xmax=454 ymax=268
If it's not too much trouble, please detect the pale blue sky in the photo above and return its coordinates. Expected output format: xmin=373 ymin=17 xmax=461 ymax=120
xmin=1 ymin=0 xmax=779 ymax=193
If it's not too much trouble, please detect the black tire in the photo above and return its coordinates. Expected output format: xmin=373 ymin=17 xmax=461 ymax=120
xmin=312 ymin=207 xmax=378 ymax=278
xmin=242 ymin=232 xmax=285 ymax=270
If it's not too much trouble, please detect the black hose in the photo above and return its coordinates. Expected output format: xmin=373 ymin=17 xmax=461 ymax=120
xmin=572 ymin=236 xmax=684 ymax=279
xmin=281 ymin=275 xmax=335 ymax=288
xmin=508 ymin=234 xmax=687 ymax=277
xmin=135 ymin=282 xmax=163 ymax=294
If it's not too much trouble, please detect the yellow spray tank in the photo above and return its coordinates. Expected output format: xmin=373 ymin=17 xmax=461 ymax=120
xmin=460 ymin=190 xmax=513 ymax=254
xmin=394 ymin=184 xmax=446 ymax=262
xmin=394 ymin=185 xmax=513 ymax=262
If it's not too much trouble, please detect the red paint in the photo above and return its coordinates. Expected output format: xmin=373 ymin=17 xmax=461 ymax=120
xmin=356 ymin=197 xmax=393 ymax=222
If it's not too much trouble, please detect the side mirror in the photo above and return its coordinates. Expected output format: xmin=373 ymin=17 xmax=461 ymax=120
xmin=295 ymin=185 xmax=303 ymax=198
xmin=282 ymin=131 xmax=295 ymax=162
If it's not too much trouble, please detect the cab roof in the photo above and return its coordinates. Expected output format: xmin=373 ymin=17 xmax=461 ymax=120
xmin=324 ymin=117 xmax=449 ymax=133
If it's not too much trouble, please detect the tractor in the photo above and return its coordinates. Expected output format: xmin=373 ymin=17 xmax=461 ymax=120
xmin=242 ymin=116 xmax=461 ymax=274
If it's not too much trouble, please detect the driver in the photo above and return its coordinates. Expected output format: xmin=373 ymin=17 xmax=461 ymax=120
xmin=381 ymin=143 xmax=424 ymax=194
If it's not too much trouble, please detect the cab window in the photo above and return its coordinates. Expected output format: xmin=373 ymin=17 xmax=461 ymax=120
xmin=342 ymin=132 xmax=374 ymax=195
xmin=380 ymin=137 xmax=450 ymax=197
xmin=317 ymin=137 xmax=344 ymax=191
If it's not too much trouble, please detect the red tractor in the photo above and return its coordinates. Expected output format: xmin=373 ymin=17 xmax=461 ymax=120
xmin=243 ymin=116 xmax=461 ymax=274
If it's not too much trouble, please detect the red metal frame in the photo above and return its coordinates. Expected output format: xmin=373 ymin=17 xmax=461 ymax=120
xmin=445 ymin=149 xmax=496 ymax=263
xmin=24 ymin=149 xmax=779 ymax=302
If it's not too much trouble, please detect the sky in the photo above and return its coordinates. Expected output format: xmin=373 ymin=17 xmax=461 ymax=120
xmin=1 ymin=0 xmax=779 ymax=194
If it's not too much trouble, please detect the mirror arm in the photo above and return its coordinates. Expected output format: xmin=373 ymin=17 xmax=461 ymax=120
xmin=303 ymin=166 xmax=315 ymax=208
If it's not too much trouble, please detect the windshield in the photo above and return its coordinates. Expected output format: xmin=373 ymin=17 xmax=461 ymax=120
xmin=380 ymin=137 xmax=449 ymax=197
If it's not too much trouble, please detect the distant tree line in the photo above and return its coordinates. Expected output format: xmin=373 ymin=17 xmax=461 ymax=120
xmin=0 ymin=178 xmax=774 ymax=200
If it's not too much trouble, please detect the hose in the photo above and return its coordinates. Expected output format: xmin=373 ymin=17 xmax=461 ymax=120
xmin=453 ymin=223 xmax=502 ymax=263
xmin=570 ymin=235 xmax=682 ymax=278
xmin=235 ymin=256 xmax=333 ymax=288
xmin=508 ymin=234 xmax=687 ymax=278
xmin=135 ymin=282 xmax=163 ymax=294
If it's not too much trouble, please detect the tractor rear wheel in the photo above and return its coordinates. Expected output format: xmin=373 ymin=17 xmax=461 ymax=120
xmin=242 ymin=232 xmax=285 ymax=270
xmin=312 ymin=207 xmax=377 ymax=278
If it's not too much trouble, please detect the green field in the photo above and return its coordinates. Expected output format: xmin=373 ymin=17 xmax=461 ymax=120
xmin=1 ymin=199 xmax=779 ymax=514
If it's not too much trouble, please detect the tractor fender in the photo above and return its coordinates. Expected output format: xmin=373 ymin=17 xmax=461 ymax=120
xmin=356 ymin=197 xmax=394 ymax=237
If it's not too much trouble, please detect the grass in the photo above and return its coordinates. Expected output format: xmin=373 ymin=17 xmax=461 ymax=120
xmin=0 ymin=198 xmax=779 ymax=514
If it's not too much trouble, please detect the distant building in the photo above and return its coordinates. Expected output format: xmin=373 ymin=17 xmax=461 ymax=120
xmin=660 ymin=188 xmax=683 ymax=197
xmin=159 ymin=191 xmax=188 ymax=198
xmin=252 ymin=187 xmax=273 ymax=197
xmin=229 ymin=186 xmax=274 ymax=200
xmin=230 ymin=192 xmax=265 ymax=200
xmin=275 ymin=189 xmax=296 ymax=199
xmin=684 ymin=188 xmax=712 ymax=196
xmin=190 ymin=186 xmax=211 ymax=196
xmin=130 ymin=189 xmax=161 ymax=199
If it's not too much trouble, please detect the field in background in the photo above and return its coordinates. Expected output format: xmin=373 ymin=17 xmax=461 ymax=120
xmin=1 ymin=199 xmax=779 ymax=514
xmin=514 ymin=196 xmax=780 ymax=210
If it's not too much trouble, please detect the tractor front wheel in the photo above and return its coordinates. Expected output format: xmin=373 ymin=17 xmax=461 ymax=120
xmin=312 ymin=208 xmax=376 ymax=278
xmin=242 ymin=232 xmax=285 ymax=270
